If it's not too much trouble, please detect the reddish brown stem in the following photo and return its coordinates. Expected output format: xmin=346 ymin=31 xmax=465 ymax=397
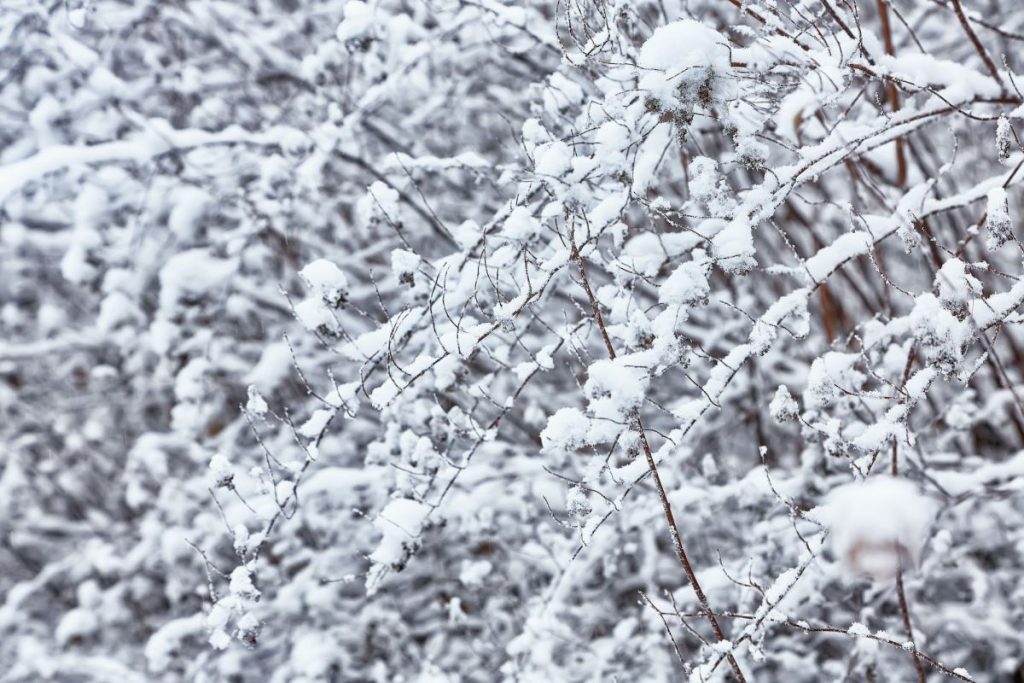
xmin=896 ymin=568 xmax=927 ymax=682
xmin=569 ymin=231 xmax=747 ymax=682
xmin=950 ymin=0 xmax=1005 ymax=90
xmin=876 ymin=0 xmax=908 ymax=186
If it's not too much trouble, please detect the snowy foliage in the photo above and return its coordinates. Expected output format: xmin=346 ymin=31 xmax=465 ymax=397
xmin=3 ymin=0 xmax=1024 ymax=681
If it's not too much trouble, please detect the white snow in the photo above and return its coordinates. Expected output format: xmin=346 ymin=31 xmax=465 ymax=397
xmin=300 ymin=258 xmax=349 ymax=306
xmin=168 ymin=186 xmax=210 ymax=241
xmin=803 ymin=231 xmax=873 ymax=283
xmin=56 ymin=607 xmax=99 ymax=645
xmin=909 ymin=293 xmax=970 ymax=373
xmin=534 ymin=140 xmax=573 ymax=177
xmin=459 ymin=559 xmax=492 ymax=586
xmin=815 ymin=477 xmax=937 ymax=581
xmin=367 ymin=497 xmax=432 ymax=593
xmin=229 ymin=565 xmax=259 ymax=599
xmin=144 ymin=614 xmax=205 ymax=672
xmin=295 ymin=297 xmax=340 ymax=335
xmin=503 ymin=206 xmax=542 ymax=242
xmin=638 ymin=20 xmax=733 ymax=105
xmin=159 ymin=249 xmax=235 ymax=313
xmin=585 ymin=357 xmax=649 ymax=414
xmin=245 ymin=385 xmax=269 ymax=417
xmin=847 ymin=622 xmax=870 ymax=637
xmin=540 ymin=408 xmax=591 ymax=452
xmin=804 ymin=352 xmax=864 ymax=409
xmin=712 ymin=218 xmax=756 ymax=273
xmin=244 ymin=341 xmax=294 ymax=393
xmin=291 ymin=632 xmax=341 ymax=678
xmin=769 ymin=385 xmax=799 ymax=423
xmin=298 ymin=408 xmax=333 ymax=440
xmin=985 ymin=186 xmax=1012 ymax=249
xmin=659 ymin=258 xmax=710 ymax=307
xmin=391 ymin=248 xmax=421 ymax=283
xmin=336 ymin=1 xmax=375 ymax=41
xmin=935 ymin=258 xmax=981 ymax=314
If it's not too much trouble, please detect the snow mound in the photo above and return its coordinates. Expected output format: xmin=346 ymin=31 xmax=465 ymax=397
xmin=638 ymin=20 xmax=734 ymax=105
xmin=816 ymin=477 xmax=937 ymax=581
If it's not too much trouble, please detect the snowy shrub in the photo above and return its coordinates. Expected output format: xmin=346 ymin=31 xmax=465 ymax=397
xmin=2 ymin=1 xmax=1024 ymax=682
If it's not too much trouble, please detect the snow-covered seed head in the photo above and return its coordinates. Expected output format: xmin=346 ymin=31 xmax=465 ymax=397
xmin=769 ymin=385 xmax=800 ymax=423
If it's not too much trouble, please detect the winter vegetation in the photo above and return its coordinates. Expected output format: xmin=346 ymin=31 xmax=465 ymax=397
xmin=3 ymin=0 xmax=1024 ymax=680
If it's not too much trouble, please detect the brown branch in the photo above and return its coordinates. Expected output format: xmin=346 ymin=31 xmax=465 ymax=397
xmin=821 ymin=0 xmax=855 ymax=39
xmin=568 ymin=227 xmax=747 ymax=682
xmin=876 ymin=0 xmax=907 ymax=186
xmin=896 ymin=567 xmax=927 ymax=682
xmin=949 ymin=0 xmax=1005 ymax=90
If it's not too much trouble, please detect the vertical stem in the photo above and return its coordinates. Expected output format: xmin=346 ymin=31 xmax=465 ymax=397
xmin=876 ymin=0 xmax=907 ymax=186
xmin=896 ymin=567 xmax=927 ymax=683
xmin=569 ymin=231 xmax=747 ymax=682
xmin=890 ymin=345 xmax=925 ymax=681
xmin=949 ymin=0 xmax=1005 ymax=90
xmin=892 ymin=346 xmax=916 ymax=476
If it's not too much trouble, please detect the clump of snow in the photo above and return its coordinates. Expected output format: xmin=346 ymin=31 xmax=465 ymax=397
xmin=934 ymin=258 xmax=981 ymax=317
xmin=804 ymin=352 xmax=863 ymax=409
xmin=299 ymin=408 xmax=333 ymax=440
xmin=459 ymin=559 xmax=492 ymax=586
xmin=336 ymin=1 xmax=375 ymax=41
xmin=749 ymin=289 xmax=810 ymax=354
xmin=803 ymin=231 xmax=873 ymax=283
xmin=985 ymin=187 xmax=1012 ymax=250
xmin=565 ymin=484 xmax=592 ymax=524
xmin=815 ymin=477 xmax=937 ymax=581
xmin=735 ymin=133 xmax=768 ymax=171
xmin=56 ymin=607 xmax=99 ymax=645
xmin=659 ymin=257 xmax=710 ymax=307
xmin=452 ymin=219 xmax=483 ymax=250
xmin=295 ymin=298 xmax=341 ymax=336
xmin=158 ymin=249 xmax=235 ymax=313
xmin=414 ymin=664 xmax=455 ymax=683
xmin=145 ymin=614 xmax=205 ymax=672
xmin=540 ymin=407 xmax=591 ymax=452
xmin=356 ymin=180 xmax=401 ymax=231
xmin=638 ymin=20 xmax=734 ymax=108
xmin=543 ymin=72 xmax=585 ymax=113
xmin=171 ymin=357 xmax=212 ymax=433
xmin=847 ymin=622 xmax=870 ymax=637
xmin=689 ymin=157 xmax=733 ymax=217
xmin=245 ymin=385 xmax=268 ymax=417
xmin=300 ymin=259 xmax=348 ymax=306
xmin=229 ymin=565 xmax=260 ymax=600
xmin=96 ymin=291 xmax=137 ymax=332
xmin=903 ymin=367 xmax=937 ymax=401
xmin=391 ymin=248 xmax=421 ymax=285
xmin=291 ymin=632 xmax=341 ymax=678
xmin=909 ymin=293 xmax=970 ymax=374
xmin=769 ymin=385 xmax=799 ymax=423
xmin=296 ymin=259 xmax=351 ymax=337
xmin=534 ymin=140 xmax=572 ymax=177
xmin=712 ymin=218 xmax=756 ymax=274
xmin=168 ymin=186 xmax=210 ymax=241
xmin=209 ymin=452 xmax=234 ymax=488
xmin=244 ymin=340 xmax=294 ymax=393
xmin=997 ymin=115 xmax=1012 ymax=162
xmin=503 ymin=206 xmax=541 ymax=242
xmin=367 ymin=497 xmax=432 ymax=594
xmin=585 ymin=358 xmax=649 ymax=414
